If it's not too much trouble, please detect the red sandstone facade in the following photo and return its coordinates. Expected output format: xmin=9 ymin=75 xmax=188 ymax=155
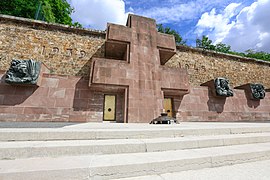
xmin=90 ymin=15 xmax=189 ymax=123
xmin=0 ymin=14 xmax=270 ymax=123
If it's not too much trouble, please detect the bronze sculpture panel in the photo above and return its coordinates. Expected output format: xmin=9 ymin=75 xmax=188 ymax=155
xmin=250 ymin=83 xmax=265 ymax=99
xmin=214 ymin=77 xmax=234 ymax=97
xmin=5 ymin=59 xmax=41 ymax=85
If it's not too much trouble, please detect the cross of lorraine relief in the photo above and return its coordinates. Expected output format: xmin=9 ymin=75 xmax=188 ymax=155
xmin=90 ymin=14 xmax=189 ymax=123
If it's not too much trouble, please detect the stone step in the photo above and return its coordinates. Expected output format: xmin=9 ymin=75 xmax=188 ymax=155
xmin=116 ymin=159 xmax=270 ymax=180
xmin=1 ymin=125 xmax=270 ymax=141
xmin=1 ymin=142 xmax=270 ymax=179
xmin=1 ymin=133 xmax=270 ymax=160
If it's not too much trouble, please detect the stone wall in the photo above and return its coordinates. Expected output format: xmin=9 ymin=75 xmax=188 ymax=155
xmin=167 ymin=46 xmax=270 ymax=122
xmin=0 ymin=72 xmax=124 ymax=122
xmin=0 ymin=15 xmax=105 ymax=76
xmin=172 ymin=87 xmax=270 ymax=122
xmin=168 ymin=46 xmax=270 ymax=88
xmin=1 ymin=15 xmax=269 ymax=88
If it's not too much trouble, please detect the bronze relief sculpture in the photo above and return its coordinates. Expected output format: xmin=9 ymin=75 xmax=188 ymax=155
xmin=5 ymin=59 xmax=41 ymax=85
xmin=214 ymin=77 xmax=234 ymax=97
xmin=250 ymin=83 xmax=265 ymax=99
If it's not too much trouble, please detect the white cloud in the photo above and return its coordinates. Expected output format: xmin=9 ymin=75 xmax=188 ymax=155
xmin=133 ymin=0 xmax=235 ymax=24
xmin=196 ymin=0 xmax=270 ymax=52
xmin=196 ymin=3 xmax=241 ymax=43
xmin=139 ymin=2 xmax=199 ymax=24
xmin=70 ymin=0 xmax=128 ymax=30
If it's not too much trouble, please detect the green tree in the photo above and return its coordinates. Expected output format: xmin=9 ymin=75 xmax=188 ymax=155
xmin=157 ymin=24 xmax=186 ymax=45
xmin=0 ymin=0 xmax=37 ymax=19
xmin=196 ymin=35 xmax=270 ymax=61
xmin=40 ymin=0 xmax=55 ymax=22
xmin=227 ymin=51 xmax=245 ymax=57
xmin=196 ymin=35 xmax=215 ymax=50
xmin=196 ymin=36 xmax=231 ymax=53
xmin=215 ymin=42 xmax=231 ymax=53
xmin=245 ymin=49 xmax=270 ymax=61
xmin=0 ymin=0 xmax=81 ymax=27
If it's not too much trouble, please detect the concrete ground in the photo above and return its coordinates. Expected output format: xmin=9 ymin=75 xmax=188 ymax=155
xmin=120 ymin=159 xmax=270 ymax=180
xmin=62 ymin=121 xmax=270 ymax=129
xmin=0 ymin=121 xmax=270 ymax=129
xmin=0 ymin=122 xmax=78 ymax=128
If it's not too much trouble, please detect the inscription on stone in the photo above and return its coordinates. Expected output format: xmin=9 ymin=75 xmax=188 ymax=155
xmin=52 ymin=47 xmax=59 ymax=54
xmin=41 ymin=46 xmax=46 ymax=55
xmin=66 ymin=49 xmax=72 ymax=57
xmin=79 ymin=50 xmax=86 ymax=58
xmin=40 ymin=46 xmax=87 ymax=58
xmin=214 ymin=77 xmax=234 ymax=97
xmin=181 ymin=63 xmax=206 ymax=72
xmin=5 ymin=59 xmax=41 ymax=85
xmin=250 ymin=83 xmax=265 ymax=99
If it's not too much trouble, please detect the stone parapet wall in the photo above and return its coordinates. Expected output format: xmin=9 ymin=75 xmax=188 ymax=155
xmin=0 ymin=15 xmax=105 ymax=76
xmin=168 ymin=45 xmax=270 ymax=88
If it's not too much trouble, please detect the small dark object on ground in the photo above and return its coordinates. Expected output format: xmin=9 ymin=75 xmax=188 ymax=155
xmin=150 ymin=113 xmax=179 ymax=124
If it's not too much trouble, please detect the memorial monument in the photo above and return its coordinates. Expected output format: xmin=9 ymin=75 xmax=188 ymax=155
xmin=89 ymin=15 xmax=189 ymax=123
xmin=0 ymin=14 xmax=270 ymax=123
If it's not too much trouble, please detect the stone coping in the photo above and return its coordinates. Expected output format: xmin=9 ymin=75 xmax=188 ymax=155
xmin=176 ymin=45 xmax=270 ymax=66
xmin=0 ymin=14 xmax=106 ymax=38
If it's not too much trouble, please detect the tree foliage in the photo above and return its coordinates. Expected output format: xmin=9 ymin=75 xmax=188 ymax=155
xmin=245 ymin=50 xmax=270 ymax=60
xmin=196 ymin=35 xmax=270 ymax=61
xmin=0 ymin=0 xmax=81 ymax=27
xmin=215 ymin=42 xmax=231 ymax=53
xmin=157 ymin=24 xmax=186 ymax=45
xmin=0 ymin=0 xmax=37 ymax=19
xmin=196 ymin=35 xmax=216 ymax=51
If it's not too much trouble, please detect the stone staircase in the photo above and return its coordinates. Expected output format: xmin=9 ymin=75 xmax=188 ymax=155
xmin=1 ymin=122 xmax=270 ymax=179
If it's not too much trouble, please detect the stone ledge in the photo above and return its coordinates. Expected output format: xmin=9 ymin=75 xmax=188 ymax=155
xmin=0 ymin=14 xmax=106 ymax=38
xmin=176 ymin=45 xmax=270 ymax=66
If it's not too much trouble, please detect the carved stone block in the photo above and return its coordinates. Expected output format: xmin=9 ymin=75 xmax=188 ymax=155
xmin=5 ymin=59 xmax=41 ymax=85
xmin=201 ymin=77 xmax=233 ymax=98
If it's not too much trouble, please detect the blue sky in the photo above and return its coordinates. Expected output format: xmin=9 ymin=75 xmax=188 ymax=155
xmin=70 ymin=0 xmax=270 ymax=53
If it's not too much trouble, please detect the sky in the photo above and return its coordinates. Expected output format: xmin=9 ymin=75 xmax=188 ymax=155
xmin=70 ymin=0 xmax=270 ymax=53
